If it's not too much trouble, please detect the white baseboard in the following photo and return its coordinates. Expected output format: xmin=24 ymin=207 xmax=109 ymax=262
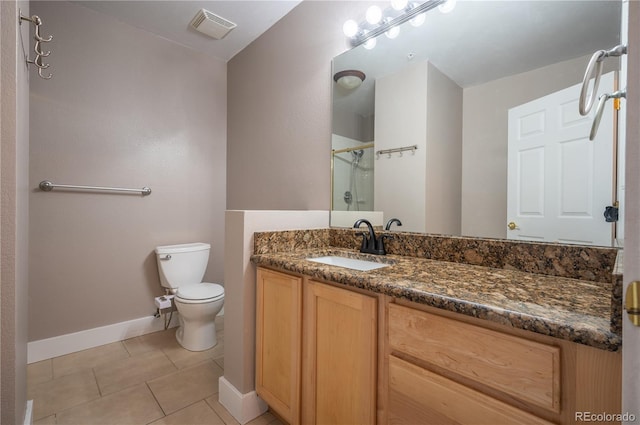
xmin=218 ymin=376 xmax=267 ymax=425
xmin=24 ymin=400 xmax=33 ymax=425
xmin=27 ymin=314 xmax=179 ymax=364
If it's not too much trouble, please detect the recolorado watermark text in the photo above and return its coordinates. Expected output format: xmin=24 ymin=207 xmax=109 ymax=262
xmin=575 ymin=411 xmax=637 ymax=422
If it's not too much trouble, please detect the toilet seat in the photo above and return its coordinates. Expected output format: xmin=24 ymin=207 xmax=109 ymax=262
xmin=175 ymin=282 xmax=224 ymax=304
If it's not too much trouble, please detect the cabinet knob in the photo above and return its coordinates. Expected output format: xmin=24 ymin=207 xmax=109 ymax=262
xmin=507 ymin=222 xmax=518 ymax=231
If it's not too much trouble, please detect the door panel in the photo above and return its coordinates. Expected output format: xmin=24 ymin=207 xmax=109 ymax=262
xmin=508 ymin=72 xmax=615 ymax=245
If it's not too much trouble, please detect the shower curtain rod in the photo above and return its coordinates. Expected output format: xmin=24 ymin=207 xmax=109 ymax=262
xmin=332 ymin=143 xmax=375 ymax=155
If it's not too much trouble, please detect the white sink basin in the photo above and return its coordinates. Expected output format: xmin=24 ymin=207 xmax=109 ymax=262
xmin=306 ymin=256 xmax=390 ymax=271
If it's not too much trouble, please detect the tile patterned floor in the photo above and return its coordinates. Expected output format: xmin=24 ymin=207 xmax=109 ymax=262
xmin=28 ymin=317 xmax=282 ymax=425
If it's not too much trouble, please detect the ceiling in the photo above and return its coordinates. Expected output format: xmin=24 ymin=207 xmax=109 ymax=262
xmin=73 ymin=1 xmax=302 ymax=62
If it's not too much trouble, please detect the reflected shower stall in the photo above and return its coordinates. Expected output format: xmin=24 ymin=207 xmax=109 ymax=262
xmin=331 ymin=135 xmax=374 ymax=211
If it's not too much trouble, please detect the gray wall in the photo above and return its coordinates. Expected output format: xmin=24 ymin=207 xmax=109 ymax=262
xmin=1 ymin=1 xmax=30 ymax=423
xmin=28 ymin=1 xmax=227 ymax=341
xmin=227 ymin=1 xmax=363 ymax=211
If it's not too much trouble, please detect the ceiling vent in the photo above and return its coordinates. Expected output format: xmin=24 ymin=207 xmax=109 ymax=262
xmin=190 ymin=9 xmax=237 ymax=40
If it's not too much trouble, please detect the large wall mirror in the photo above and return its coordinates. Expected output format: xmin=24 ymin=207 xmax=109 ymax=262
xmin=330 ymin=0 xmax=625 ymax=247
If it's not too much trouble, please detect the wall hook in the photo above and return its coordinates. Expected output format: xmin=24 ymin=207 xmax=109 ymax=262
xmin=34 ymin=41 xmax=51 ymax=57
xmin=19 ymin=10 xmax=53 ymax=80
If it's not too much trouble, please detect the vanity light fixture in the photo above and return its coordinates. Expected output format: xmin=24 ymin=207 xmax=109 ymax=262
xmin=438 ymin=0 xmax=457 ymax=14
xmin=363 ymin=32 xmax=377 ymax=50
xmin=384 ymin=18 xmax=401 ymax=39
xmin=333 ymin=70 xmax=366 ymax=90
xmin=343 ymin=0 xmax=447 ymax=48
xmin=343 ymin=19 xmax=359 ymax=38
xmin=391 ymin=0 xmax=409 ymax=11
xmin=409 ymin=9 xmax=427 ymax=27
xmin=366 ymin=5 xmax=383 ymax=25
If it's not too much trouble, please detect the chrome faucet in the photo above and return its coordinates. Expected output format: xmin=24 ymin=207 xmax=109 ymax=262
xmin=385 ymin=218 xmax=402 ymax=230
xmin=353 ymin=219 xmax=389 ymax=255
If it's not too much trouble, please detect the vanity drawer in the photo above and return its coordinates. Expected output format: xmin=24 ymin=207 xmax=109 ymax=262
xmin=389 ymin=355 xmax=553 ymax=425
xmin=388 ymin=304 xmax=561 ymax=413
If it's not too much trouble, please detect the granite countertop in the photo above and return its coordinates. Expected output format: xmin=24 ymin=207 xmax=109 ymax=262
xmin=251 ymin=247 xmax=621 ymax=352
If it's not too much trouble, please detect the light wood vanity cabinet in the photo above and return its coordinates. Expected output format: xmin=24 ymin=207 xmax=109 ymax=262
xmin=387 ymin=304 xmax=557 ymax=424
xmin=256 ymin=268 xmax=302 ymax=424
xmin=386 ymin=302 xmax=622 ymax=425
xmin=388 ymin=356 xmax=554 ymax=425
xmin=255 ymin=267 xmax=377 ymax=425
xmin=302 ymin=280 xmax=377 ymax=425
xmin=256 ymin=267 xmax=622 ymax=425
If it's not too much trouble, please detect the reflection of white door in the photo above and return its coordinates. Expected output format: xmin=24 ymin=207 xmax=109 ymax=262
xmin=507 ymin=72 xmax=615 ymax=246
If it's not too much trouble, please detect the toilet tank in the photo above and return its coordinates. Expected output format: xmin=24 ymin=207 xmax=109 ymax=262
xmin=155 ymin=242 xmax=210 ymax=290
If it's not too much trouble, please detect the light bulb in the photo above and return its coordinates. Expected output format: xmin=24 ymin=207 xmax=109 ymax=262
xmin=391 ymin=0 xmax=408 ymax=11
xmin=363 ymin=35 xmax=377 ymax=50
xmin=343 ymin=19 xmax=359 ymax=38
xmin=438 ymin=0 xmax=456 ymax=14
xmin=385 ymin=24 xmax=400 ymax=39
xmin=410 ymin=12 xmax=426 ymax=27
xmin=366 ymin=5 xmax=382 ymax=25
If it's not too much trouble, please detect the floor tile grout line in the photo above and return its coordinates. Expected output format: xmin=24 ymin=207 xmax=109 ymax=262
xmin=119 ymin=340 xmax=132 ymax=359
xmin=91 ymin=366 xmax=104 ymax=397
xmin=144 ymin=381 xmax=169 ymax=419
xmin=161 ymin=346 xmax=182 ymax=371
xmin=158 ymin=348 xmax=180 ymax=374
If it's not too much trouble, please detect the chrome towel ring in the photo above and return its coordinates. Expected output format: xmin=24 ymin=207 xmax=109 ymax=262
xmin=579 ymin=44 xmax=627 ymax=116
xmin=590 ymin=89 xmax=626 ymax=141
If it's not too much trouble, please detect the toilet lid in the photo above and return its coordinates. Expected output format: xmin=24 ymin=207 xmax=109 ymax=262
xmin=176 ymin=283 xmax=224 ymax=301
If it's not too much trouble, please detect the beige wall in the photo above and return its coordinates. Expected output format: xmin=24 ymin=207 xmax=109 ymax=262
xmin=461 ymin=55 xmax=618 ymax=239
xmin=1 ymin=1 xmax=30 ymax=423
xmin=222 ymin=210 xmax=328 ymax=407
xmin=227 ymin=1 xmax=363 ymax=211
xmin=425 ymin=63 xmax=462 ymax=235
xmin=623 ymin=0 xmax=640 ymax=415
xmin=375 ymin=60 xmax=428 ymax=232
xmin=28 ymin=1 xmax=227 ymax=341
xmin=375 ymin=61 xmax=462 ymax=233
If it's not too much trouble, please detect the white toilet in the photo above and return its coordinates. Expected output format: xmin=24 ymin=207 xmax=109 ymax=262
xmin=155 ymin=242 xmax=224 ymax=351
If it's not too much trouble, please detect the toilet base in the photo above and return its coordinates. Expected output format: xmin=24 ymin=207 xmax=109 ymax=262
xmin=176 ymin=320 xmax=218 ymax=352
xmin=173 ymin=294 xmax=224 ymax=352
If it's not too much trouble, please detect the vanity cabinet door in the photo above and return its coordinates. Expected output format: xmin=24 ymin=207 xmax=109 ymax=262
xmin=256 ymin=268 xmax=302 ymax=425
xmin=302 ymin=280 xmax=377 ymax=425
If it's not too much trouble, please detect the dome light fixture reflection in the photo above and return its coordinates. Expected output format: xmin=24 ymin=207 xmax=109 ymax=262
xmin=333 ymin=70 xmax=366 ymax=90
